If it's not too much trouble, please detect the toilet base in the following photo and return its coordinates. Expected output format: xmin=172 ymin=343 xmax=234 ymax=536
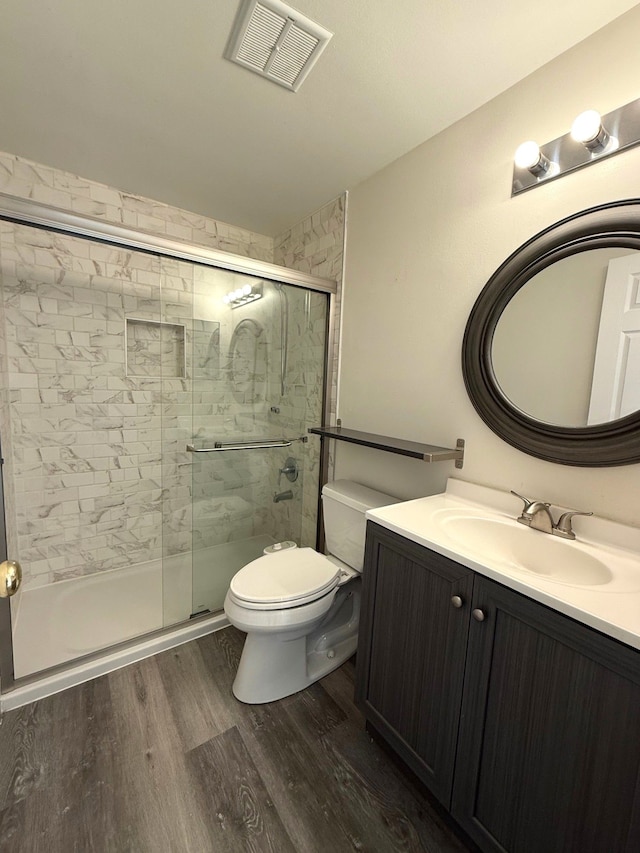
xmin=231 ymin=581 xmax=361 ymax=704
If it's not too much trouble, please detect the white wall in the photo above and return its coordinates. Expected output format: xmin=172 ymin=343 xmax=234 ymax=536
xmin=337 ymin=5 xmax=640 ymax=526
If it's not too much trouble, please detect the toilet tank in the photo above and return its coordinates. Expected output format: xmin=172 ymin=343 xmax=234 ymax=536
xmin=321 ymin=480 xmax=399 ymax=572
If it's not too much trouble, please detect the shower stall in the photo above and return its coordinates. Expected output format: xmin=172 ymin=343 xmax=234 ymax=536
xmin=0 ymin=197 xmax=335 ymax=705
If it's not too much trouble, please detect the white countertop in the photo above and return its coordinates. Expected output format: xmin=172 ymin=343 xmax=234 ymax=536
xmin=366 ymin=478 xmax=640 ymax=651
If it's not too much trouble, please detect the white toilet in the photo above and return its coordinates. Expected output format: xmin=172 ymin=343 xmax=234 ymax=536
xmin=223 ymin=480 xmax=398 ymax=704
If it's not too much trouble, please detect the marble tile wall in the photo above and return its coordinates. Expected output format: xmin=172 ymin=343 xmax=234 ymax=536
xmin=0 ymin=151 xmax=274 ymax=262
xmin=274 ymin=194 xmax=347 ymax=546
xmin=0 ymin=223 xmax=327 ymax=590
xmin=189 ymin=276 xmax=326 ymax=554
xmin=262 ymin=286 xmax=327 ymax=548
xmin=189 ymin=269 xmax=277 ymax=557
xmin=0 ymin=149 xmax=339 ymax=593
xmin=0 ymin=225 xmax=168 ymax=587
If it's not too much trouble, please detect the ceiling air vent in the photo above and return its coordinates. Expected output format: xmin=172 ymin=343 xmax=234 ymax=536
xmin=226 ymin=0 xmax=333 ymax=92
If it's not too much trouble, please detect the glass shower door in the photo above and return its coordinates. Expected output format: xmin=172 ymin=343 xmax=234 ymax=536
xmin=0 ymin=202 xmax=334 ymax=689
xmin=1 ymin=223 xmax=171 ymax=677
xmin=190 ymin=443 xmax=298 ymax=616
xmin=188 ymin=271 xmax=328 ymax=617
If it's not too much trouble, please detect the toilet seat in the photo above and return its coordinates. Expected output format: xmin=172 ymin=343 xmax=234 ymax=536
xmin=228 ymin=547 xmax=341 ymax=611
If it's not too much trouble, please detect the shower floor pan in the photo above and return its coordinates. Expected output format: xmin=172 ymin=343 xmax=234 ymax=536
xmin=7 ymin=535 xmax=273 ymax=708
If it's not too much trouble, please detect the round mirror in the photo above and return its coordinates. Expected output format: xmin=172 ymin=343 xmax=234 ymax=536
xmin=492 ymin=246 xmax=639 ymax=427
xmin=462 ymin=199 xmax=640 ymax=466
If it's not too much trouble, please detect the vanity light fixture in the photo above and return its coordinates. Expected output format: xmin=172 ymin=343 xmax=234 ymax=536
xmin=223 ymin=282 xmax=263 ymax=308
xmin=512 ymin=96 xmax=640 ymax=196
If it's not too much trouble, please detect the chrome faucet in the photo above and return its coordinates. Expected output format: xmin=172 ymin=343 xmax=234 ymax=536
xmin=511 ymin=491 xmax=592 ymax=540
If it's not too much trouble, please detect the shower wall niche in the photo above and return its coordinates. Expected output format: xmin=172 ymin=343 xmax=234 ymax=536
xmin=0 ymin=220 xmax=329 ymax=679
xmin=126 ymin=318 xmax=186 ymax=378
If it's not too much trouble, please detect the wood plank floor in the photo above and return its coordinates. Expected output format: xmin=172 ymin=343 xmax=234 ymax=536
xmin=0 ymin=627 xmax=472 ymax=852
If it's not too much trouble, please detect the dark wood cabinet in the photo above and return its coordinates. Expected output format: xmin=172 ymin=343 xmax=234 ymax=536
xmin=355 ymin=522 xmax=474 ymax=805
xmin=356 ymin=522 xmax=640 ymax=853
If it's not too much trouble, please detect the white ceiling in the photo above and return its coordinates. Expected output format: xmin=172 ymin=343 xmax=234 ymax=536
xmin=1 ymin=1 xmax=637 ymax=236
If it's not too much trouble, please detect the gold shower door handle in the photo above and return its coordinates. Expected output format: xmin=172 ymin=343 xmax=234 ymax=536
xmin=0 ymin=560 xmax=22 ymax=597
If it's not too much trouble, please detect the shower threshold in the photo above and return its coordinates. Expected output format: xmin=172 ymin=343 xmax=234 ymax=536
xmin=2 ymin=608 xmax=227 ymax=713
xmin=4 ymin=535 xmax=274 ymax=711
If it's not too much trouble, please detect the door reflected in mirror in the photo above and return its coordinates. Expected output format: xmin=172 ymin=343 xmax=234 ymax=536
xmin=492 ymin=247 xmax=640 ymax=427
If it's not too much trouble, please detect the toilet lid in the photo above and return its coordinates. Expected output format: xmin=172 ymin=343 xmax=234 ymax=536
xmin=229 ymin=548 xmax=341 ymax=610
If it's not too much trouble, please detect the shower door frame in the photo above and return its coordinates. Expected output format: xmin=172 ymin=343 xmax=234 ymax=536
xmin=0 ymin=192 xmax=337 ymax=697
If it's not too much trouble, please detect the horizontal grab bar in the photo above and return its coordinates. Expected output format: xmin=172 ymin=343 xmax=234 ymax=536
xmin=186 ymin=435 xmax=308 ymax=453
xmin=187 ymin=440 xmax=291 ymax=452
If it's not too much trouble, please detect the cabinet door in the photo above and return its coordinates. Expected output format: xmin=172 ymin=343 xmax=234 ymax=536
xmin=452 ymin=576 xmax=640 ymax=853
xmin=355 ymin=523 xmax=474 ymax=807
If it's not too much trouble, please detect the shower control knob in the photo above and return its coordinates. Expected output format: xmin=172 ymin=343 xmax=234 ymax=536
xmin=0 ymin=560 xmax=22 ymax=598
xmin=279 ymin=456 xmax=299 ymax=485
xmin=472 ymin=608 xmax=486 ymax=622
xmin=451 ymin=595 xmax=464 ymax=608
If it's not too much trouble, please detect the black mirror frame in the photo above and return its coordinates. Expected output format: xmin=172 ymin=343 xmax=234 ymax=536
xmin=462 ymin=198 xmax=640 ymax=467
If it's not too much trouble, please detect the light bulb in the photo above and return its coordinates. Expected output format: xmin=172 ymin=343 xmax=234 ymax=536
xmin=514 ymin=140 xmax=550 ymax=177
xmin=514 ymin=140 xmax=542 ymax=170
xmin=242 ymin=284 xmax=252 ymax=296
xmin=571 ymin=110 xmax=602 ymax=144
xmin=223 ymin=294 xmax=231 ymax=304
xmin=571 ymin=109 xmax=611 ymax=152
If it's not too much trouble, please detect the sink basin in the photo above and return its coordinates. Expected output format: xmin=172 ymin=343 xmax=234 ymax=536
xmin=366 ymin=480 xmax=640 ymax=648
xmin=438 ymin=513 xmax=613 ymax=586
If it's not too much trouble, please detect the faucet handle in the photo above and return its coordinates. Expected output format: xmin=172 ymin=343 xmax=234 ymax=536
xmin=555 ymin=509 xmax=593 ymax=539
xmin=511 ymin=490 xmax=552 ymax=513
xmin=510 ymin=490 xmax=532 ymax=511
xmin=511 ymin=490 xmax=548 ymax=512
xmin=278 ymin=457 xmax=298 ymax=486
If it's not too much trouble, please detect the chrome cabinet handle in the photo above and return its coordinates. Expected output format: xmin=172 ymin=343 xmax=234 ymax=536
xmin=451 ymin=595 xmax=464 ymax=608
xmin=472 ymin=608 xmax=486 ymax=622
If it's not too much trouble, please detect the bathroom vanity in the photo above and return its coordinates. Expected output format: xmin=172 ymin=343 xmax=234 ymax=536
xmin=355 ymin=481 xmax=640 ymax=853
